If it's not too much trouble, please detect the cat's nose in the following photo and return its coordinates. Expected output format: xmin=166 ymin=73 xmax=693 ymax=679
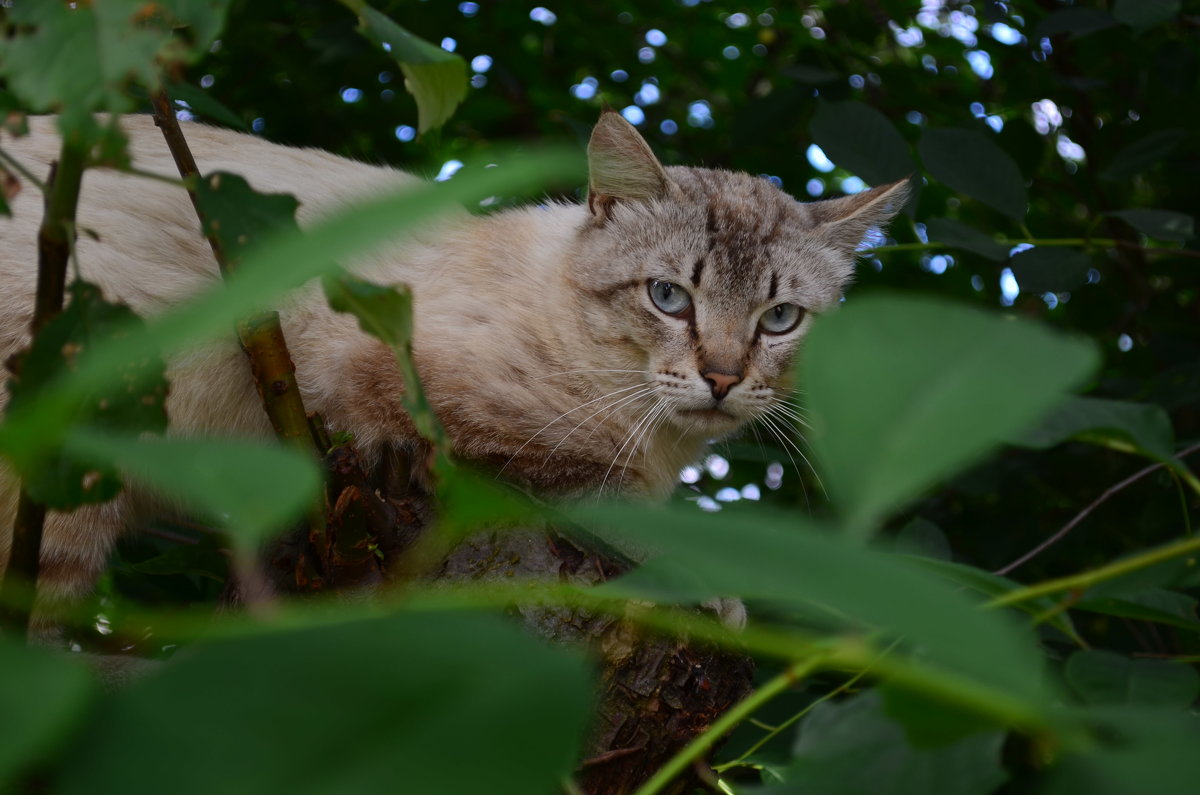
xmin=702 ymin=370 xmax=742 ymax=400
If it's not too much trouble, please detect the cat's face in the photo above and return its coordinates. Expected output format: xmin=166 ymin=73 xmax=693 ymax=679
xmin=569 ymin=112 xmax=909 ymax=438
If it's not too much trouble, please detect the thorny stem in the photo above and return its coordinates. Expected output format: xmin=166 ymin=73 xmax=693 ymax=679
xmin=631 ymin=655 xmax=827 ymax=795
xmin=995 ymin=441 xmax=1200 ymax=576
xmin=0 ymin=137 xmax=88 ymax=639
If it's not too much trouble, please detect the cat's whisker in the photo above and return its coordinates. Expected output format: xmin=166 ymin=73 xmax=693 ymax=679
xmin=757 ymin=413 xmax=809 ymax=506
xmin=768 ymin=399 xmax=814 ymax=430
xmin=548 ymin=385 xmax=660 ymax=459
xmin=763 ymin=406 xmax=828 ymax=499
xmin=602 ymin=395 xmax=667 ymax=496
xmin=498 ymin=382 xmax=652 ymax=474
xmin=622 ymin=399 xmax=673 ymax=492
xmin=534 ymin=369 xmax=645 ymax=381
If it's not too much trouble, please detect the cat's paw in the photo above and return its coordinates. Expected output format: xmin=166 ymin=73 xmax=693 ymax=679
xmin=702 ymin=596 xmax=747 ymax=631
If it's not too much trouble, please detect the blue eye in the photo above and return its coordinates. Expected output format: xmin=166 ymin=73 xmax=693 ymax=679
xmin=648 ymin=280 xmax=692 ymax=315
xmin=759 ymin=303 xmax=804 ymax=334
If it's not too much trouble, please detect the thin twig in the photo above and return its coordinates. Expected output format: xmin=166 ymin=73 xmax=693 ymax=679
xmin=995 ymin=441 xmax=1200 ymax=576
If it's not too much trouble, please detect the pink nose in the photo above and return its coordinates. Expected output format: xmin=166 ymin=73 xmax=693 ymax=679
xmin=702 ymin=371 xmax=742 ymax=400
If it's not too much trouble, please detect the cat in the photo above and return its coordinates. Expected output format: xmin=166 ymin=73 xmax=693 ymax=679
xmin=0 ymin=110 xmax=908 ymax=605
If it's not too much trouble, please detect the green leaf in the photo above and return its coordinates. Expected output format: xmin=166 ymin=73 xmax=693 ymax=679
xmin=919 ymin=128 xmax=1028 ymax=219
xmin=168 ymin=80 xmax=249 ymax=131
xmin=1008 ymin=247 xmax=1092 ymax=293
xmin=63 ymin=430 xmax=321 ymax=549
xmin=1107 ymin=209 xmax=1194 ymax=242
xmin=323 ymin=273 xmax=443 ymax=445
xmin=1076 ymin=589 xmax=1200 ymax=633
xmin=763 ymin=691 xmax=1007 ymax=794
xmin=809 ymin=101 xmax=916 ymax=187
xmin=56 ymin=612 xmax=592 ymax=795
xmin=899 ymin=555 xmax=1082 ymax=644
xmin=0 ymin=146 xmax=583 ymax=466
xmin=0 ymin=639 xmax=96 ymax=789
xmin=0 ymin=0 xmax=229 ymax=143
xmin=803 ymin=293 xmax=1099 ymax=536
xmin=924 ymin=218 xmax=1010 ymax=261
xmin=1099 ymin=130 xmax=1186 ymax=181
xmin=1065 ymin=651 xmax=1199 ymax=708
xmin=1043 ymin=710 xmax=1200 ymax=795
xmin=583 ymin=503 xmax=1053 ymax=706
xmin=893 ymin=517 xmax=952 ymax=561
xmin=126 ymin=534 xmax=230 ymax=582
xmin=6 ymin=281 xmax=168 ymax=509
xmin=1112 ymin=0 xmax=1181 ymax=33
xmin=193 ymin=172 xmax=302 ymax=270
xmin=1017 ymin=396 xmax=1175 ymax=462
xmin=1034 ymin=8 xmax=1120 ymax=40
xmin=354 ymin=5 xmax=468 ymax=133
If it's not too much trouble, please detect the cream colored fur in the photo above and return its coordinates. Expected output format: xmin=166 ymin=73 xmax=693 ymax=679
xmin=0 ymin=112 xmax=908 ymax=602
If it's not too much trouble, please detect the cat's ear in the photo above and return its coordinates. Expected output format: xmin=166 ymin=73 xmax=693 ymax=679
xmin=808 ymin=178 xmax=912 ymax=254
xmin=587 ymin=110 xmax=672 ymax=222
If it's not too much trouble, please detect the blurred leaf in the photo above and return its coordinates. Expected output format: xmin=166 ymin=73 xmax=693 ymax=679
xmin=584 ymin=503 xmax=1053 ymax=705
xmin=0 ymin=0 xmax=229 ymax=142
xmin=781 ymin=65 xmax=839 ymax=84
xmin=1112 ymin=0 xmax=1181 ymax=33
xmin=0 ymin=146 xmax=584 ymax=464
xmin=880 ymin=684 xmax=998 ymax=748
xmin=1008 ymin=247 xmax=1092 ymax=293
xmin=898 ymin=555 xmax=1082 ymax=644
xmin=761 ymin=691 xmax=1007 ymax=794
xmin=1076 ymin=589 xmax=1200 ymax=633
xmin=1043 ymin=710 xmax=1200 ymax=795
xmin=803 ymin=293 xmax=1098 ymax=536
xmin=924 ymin=218 xmax=1010 ymax=261
xmin=168 ymin=80 xmax=249 ymax=130
xmin=126 ymin=535 xmax=229 ymax=582
xmin=1065 ymin=650 xmax=1199 ymax=708
xmin=809 ymin=100 xmax=916 ymax=187
xmin=893 ymin=517 xmax=952 ymax=561
xmin=63 ymin=430 xmax=321 ymax=549
xmin=1099 ymin=130 xmax=1186 ymax=181
xmin=193 ymin=171 xmax=302 ymax=269
xmin=0 ymin=640 xmax=95 ymax=790
xmin=6 ymin=281 xmax=168 ymax=509
xmin=56 ymin=612 xmax=592 ymax=795
xmin=1017 ymin=396 xmax=1176 ymax=463
xmin=1034 ymin=8 xmax=1120 ymax=40
xmin=353 ymin=5 xmax=468 ymax=133
xmin=1106 ymin=209 xmax=1194 ymax=242
xmin=919 ymin=128 xmax=1028 ymax=220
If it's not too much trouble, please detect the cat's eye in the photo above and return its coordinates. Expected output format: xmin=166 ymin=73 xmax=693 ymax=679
xmin=759 ymin=303 xmax=804 ymax=334
xmin=648 ymin=280 xmax=692 ymax=316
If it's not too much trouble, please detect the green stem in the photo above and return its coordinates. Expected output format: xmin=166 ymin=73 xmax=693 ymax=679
xmin=0 ymin=145 xmax=47 ymax=191
xmin=631 ymin=655 xmax=827 ymax=795
xmin=0 ymin=136 xmax=88 ymax=639
xmin=713 ymin=640 xmax=898 ymax=774
xmin=988 ymin=535 xmax=1200 ymax=609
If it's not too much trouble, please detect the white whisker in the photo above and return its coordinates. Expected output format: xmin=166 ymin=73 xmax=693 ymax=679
xmin=497 ymin=382 xmax=650 ymax=474
xmin=758 ymin=413 xmax=809 ymax=506
xmin=551 ymin=385 xmax=660 ymax=457
xmin=534 ymin=369 xmax=645 ymax=381
xmin=763 ymin=406 xmax=827 ymax=499
xmin=602 ymin=396 xmax=666 ymax=496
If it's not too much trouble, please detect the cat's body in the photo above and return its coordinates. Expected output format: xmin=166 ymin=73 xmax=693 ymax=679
xmin=0 ymin=112 xmax=906 ymax=602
